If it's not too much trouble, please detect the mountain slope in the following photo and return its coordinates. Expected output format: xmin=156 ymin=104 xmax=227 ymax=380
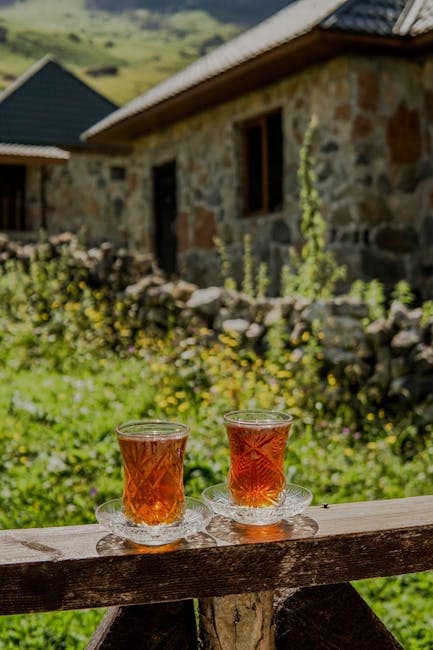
xmin=0 ymin=0 xmax=291 ymax=104
xmin=85 ymin=0 xmax=292 ymax=26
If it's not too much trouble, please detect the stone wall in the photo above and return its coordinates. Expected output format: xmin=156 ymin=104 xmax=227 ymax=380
xmin=121 ymin=279 xmax=433 ymax=418
xmin=1 ymin=233 xmax=431 ymax=416
xmin=25 ymin=151 xmax=130 ymax=244
xmin=126 ymin=54 xmax=433 ymax=298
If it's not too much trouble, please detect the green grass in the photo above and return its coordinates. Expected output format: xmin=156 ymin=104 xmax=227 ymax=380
xmin=0 ymin=0 xmax=239 ymax=103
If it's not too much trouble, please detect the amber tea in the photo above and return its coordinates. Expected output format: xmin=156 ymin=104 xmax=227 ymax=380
xmin=225 ymin=410 xmax=293 ymax=508
xmin=116 ymin=421 xmax=189 ymax=525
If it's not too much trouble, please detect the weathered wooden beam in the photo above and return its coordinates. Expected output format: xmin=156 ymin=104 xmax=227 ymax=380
xmin=87 ymin=600 xmax=198 ymax=650
xmin=1 ymin=496 xmax=433 ymax=615
xmin=275 ymin=583 xmax=403 ymax=649
xmin=199 ymin=591 xmax=275 ymax=650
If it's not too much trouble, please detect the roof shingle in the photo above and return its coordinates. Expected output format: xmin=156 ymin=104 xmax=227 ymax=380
xmin=321 ymin=0 xmax=407 ymax=35
xmin=0 ymin=56 xmax=117 ymax=147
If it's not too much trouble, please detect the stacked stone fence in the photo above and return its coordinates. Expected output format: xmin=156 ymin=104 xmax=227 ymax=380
xmin=0 ymin=232 xmax=156 ymax=291
xmin=1 ymin=233 xmax=432 ymax=417
xmin=134 ymin=282 xmax=433 ymax=416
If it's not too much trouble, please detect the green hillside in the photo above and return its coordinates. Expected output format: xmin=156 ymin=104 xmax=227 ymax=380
xmin=85 ymin=0 xmax=292 ymax=25
xmin=0 ymin=0 xmax=242 ymax=104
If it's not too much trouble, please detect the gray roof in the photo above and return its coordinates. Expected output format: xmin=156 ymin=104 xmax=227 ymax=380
xmin=84 ymin=0 xmax=433 ymax=141
xmin=322 ymin=0 xmax=408 ymax=35
xmin=0 ymin=56 xmax=117 ymax=147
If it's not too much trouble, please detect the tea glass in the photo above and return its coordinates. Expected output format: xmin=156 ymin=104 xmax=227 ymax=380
xmin=116 ymin=420 xmax=189 ymax=526
xmin=224 ymin=410 xmax=293 ymax=508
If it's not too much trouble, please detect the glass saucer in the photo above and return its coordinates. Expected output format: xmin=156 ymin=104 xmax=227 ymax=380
xmin=201 ymin=483 xmax=313 ymax=526
xmin=95 ymin=497 xmax=213 ymax=546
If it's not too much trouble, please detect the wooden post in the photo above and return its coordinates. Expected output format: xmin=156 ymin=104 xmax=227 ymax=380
xmin=199 ymin=591 xmax=275 ymax=650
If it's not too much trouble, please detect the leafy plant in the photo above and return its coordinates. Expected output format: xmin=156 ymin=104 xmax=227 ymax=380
xmin=214 ymin=236 xmax=236 ymax=291
xmin=241 ymin=233 xmax=254 ymax=296
xmin=392 ymin=280 xmax=415 ymax=307
xmin=256 ymin=262 xmax=270 ymax=298
xmin=349 ymin=278 xmax=386 ymax=322
xmin=282 ymin=115 xmax=346 ymax=299
xmin=421 ymin=300 xmax=433 ymax=325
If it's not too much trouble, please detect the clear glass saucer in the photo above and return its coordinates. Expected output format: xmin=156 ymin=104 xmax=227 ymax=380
xmin=95 ymin=497 xmax=213 ymax=546
xmin=201 ymin=483 xmax=313 ymax=525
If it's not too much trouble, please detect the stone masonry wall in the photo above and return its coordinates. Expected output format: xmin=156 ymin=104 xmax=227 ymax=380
xmin=126 ymin=54 xmax=433 ymax=298
xmin=25 ymin=152 xmax=130 ymax=245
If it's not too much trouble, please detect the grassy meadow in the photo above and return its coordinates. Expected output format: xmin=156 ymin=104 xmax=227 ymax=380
xmin=0 ymin=0 xmax=239 ymax=103
xmin=0 ymin=247 xmax=432 ymax=647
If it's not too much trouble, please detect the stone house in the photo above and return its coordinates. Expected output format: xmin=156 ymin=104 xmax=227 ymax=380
xmin=82 ymin=0 xmax=433 ymax=297
xmin=0 ymin=56 xmax=130 ymax=244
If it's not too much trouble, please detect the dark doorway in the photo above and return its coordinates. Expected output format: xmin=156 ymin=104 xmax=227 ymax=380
xmin=152 ymin=160 xmax=178 ymax=275
xmin=0 ymin=165 xmax=26 ymax=231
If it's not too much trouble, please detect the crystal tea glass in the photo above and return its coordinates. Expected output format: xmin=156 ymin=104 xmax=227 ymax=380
xmin=116 ymin=420 xmax=189 ymax=526
xmin=224 ymin=410 xmax=293 ymax=508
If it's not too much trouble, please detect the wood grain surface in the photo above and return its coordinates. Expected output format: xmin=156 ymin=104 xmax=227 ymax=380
xmin=275 ymin=583 xmax=403 ymax=649
xmin=199 ymin=591 xmax=275 ymax=650
xmin=1 ymin=496 xmax=433 ymax=615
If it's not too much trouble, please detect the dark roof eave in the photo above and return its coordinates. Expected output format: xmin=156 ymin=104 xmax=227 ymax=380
xmin=0 ymin=154 xmax=67 ymax=166
xmin=86 ymin=28 xmax=429 ymax=145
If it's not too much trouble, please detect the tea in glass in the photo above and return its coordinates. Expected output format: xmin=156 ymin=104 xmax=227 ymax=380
xmin=116 ymin=420 xmax=189 ymax=525
xmin=224 ymin=410 xmax=293 ymax=508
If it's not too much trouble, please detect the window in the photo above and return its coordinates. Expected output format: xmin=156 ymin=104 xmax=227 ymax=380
xmin=242 ymin=110 xmax=283 ymax=216
xmin=110 ymin=166 xmax=126 ymax=181
xmin=0 ymin=165 xmax=26 ymax=231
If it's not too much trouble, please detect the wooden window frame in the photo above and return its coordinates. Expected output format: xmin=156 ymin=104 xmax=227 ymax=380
xmin=241 ymin=109 xmax=282 ymax=218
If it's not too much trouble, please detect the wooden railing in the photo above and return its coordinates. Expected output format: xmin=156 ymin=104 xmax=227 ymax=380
xmin=1 ymin=496 xmax=433 ymax=648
